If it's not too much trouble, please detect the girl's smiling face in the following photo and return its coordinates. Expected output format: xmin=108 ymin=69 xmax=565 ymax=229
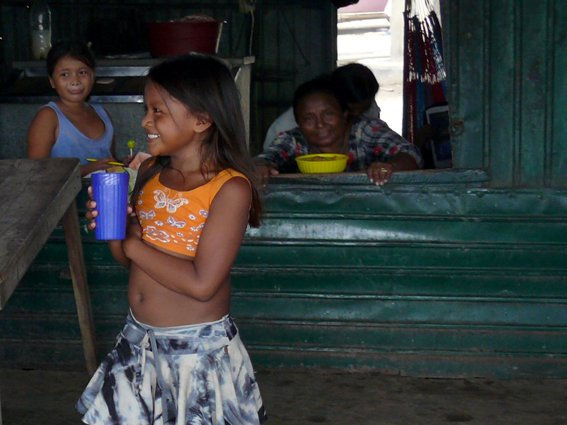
xmin=49 ymin=55 xmax=94 ymax=103
xmin=142 ymin=81 xmax=209 ymax=158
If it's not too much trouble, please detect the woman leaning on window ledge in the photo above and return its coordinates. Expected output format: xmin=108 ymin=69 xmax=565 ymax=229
xmin=254 ymin=75 xmax=422 ymax=187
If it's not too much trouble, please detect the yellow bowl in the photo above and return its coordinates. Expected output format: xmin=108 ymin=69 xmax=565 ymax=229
xmin=295 ymin=153 xmax=348 ymax=174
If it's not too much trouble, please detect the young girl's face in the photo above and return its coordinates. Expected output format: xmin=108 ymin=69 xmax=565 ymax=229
xmin=49 ymin=55 xmax=94 ymax=103
xmin=141 ymin=81 xmax=207 ymax=157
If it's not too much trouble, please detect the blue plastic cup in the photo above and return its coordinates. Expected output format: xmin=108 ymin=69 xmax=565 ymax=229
xmin=91 ymin=171 xmax=129 ymax=240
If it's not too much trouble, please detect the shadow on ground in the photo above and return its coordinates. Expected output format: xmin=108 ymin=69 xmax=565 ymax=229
xmin=1 ymin=367 xmax=567 ymax=424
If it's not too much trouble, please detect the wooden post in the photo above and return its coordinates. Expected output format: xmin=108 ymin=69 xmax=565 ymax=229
xmin=62 ymin=201 xmax=97 ymax=375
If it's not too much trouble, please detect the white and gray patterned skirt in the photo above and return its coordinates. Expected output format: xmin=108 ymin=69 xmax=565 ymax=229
xmin=77 ymin=311 xmax=267 ymax=424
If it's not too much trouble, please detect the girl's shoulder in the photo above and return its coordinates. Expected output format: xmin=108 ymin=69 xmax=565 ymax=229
xmin=38 ymin=101 xmax=58 ymax=115
xmin=30 ymin=103 xmax=58 ymax=127
xmin=215 ymin=168 xmax=248 ymax=182
xmin=209 ymin=169 xmax=252 ymax=210
xmin=209 ymin=169 xmax=250 ymax=196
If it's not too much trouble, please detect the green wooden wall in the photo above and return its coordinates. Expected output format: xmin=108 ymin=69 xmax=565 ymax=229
xmin=1 ymin=174 xmax=566 ymax=378
xmin=445 ymin=0 xmax=567 ymax=188
xmin=243 ymin=175 xmax=567 ymax=377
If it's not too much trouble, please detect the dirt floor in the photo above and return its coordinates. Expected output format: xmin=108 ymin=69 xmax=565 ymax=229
xmin=1 ymin=367 xmax=567 ymax=425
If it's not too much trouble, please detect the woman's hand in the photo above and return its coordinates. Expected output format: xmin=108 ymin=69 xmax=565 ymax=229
xmin=255 ymin=163 xmax=279 ymax=187
xmin=367 ymin=161 xmax=394 ymax=186
xmin=367 ymin=153 xmax=420 ymax=186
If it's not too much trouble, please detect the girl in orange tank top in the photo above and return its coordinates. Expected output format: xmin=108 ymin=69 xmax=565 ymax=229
xmin=80 ymin=54 xmax=266 ymax=425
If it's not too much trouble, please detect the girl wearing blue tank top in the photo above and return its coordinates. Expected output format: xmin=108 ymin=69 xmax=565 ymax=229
xmin=26 ymin=41 xmax=117 ymax=177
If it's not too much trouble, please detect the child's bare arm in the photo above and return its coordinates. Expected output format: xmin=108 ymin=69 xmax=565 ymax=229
xmin=122 ymin=177 xmax=251 ymax=301
xmin=107 ymin=240 xmax=130 ymax=268
xmin=27 ymin=107 xmax=58 ymax=158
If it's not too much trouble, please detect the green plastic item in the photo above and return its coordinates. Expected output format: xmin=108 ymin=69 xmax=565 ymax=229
xmin=127 ymin=139 xmax=136 ymax=157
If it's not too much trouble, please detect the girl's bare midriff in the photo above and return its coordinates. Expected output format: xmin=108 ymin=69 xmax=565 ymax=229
xmin=128 ymin=242 xmax=231 ymax=327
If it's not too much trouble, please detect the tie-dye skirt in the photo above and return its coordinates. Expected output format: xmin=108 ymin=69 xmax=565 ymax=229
xmin=77 ymin=311 xmax=267 ymax=424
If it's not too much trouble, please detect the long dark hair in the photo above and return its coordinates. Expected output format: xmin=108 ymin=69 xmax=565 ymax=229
xmin=131 ymin=54 xmax=262 ymax=227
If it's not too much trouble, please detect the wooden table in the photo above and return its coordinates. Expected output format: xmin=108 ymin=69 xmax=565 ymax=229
xmin=0 ymin=158 xmax=97 ymax=423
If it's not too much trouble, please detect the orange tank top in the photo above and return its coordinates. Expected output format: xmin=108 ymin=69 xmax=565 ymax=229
xmin=136 ymin=168 xmax=248 ymax=257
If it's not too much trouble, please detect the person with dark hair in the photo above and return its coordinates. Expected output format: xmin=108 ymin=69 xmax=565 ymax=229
xmin=262 ymin=62 xmax=381 ymax=150
xmin=331 ymin=62 xmax=380 ymax=119
xmin=27 ymin=41 xmax=117 ymax=176
xmin=255 ymin=75 xmax=421 ymax=186
xmin=79 ymin=54 xmax=266 ymax=424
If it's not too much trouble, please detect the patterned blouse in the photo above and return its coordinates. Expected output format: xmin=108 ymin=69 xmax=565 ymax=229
xmin=257 ymin=117 xmax=423 ymax=172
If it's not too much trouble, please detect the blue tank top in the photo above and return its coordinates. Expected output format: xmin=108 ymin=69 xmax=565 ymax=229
xmin=46 ymin=101 xmax=114 ymax=165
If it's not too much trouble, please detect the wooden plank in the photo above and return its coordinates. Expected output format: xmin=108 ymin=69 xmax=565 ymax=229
xmin=236 ymin=320 xmax=567 ymax=355
xmin=229 ymin=297 xmax=567 ymax=327
xmin=3 ymin=314 xmax=566 ymax=357
xmin=267 ymin=169 xmax=489 ymax=185
xmin=248 ymin=348 xmax=567 ymax=379
xmin=447 ymin=0 xmax=486 ymax=169
xmin=519 ymin=0 xmax=548 ymax=187
xmin=260 ymin=186 xmax=567 ymax=216
xmin=0 ymin=159 xmax=81 ymax=308
xmin=34 ymin=238 xmax=567 ymax=271
xmin=551 ymin=0 xmax=567 ymax=187
xmin=62 ymin=201 xmax=97 ymax=375
xmin=247 ymin=218 xmax=567 ymax=243
xmin=3 ymin=266 xmax=565 ymax=315
xmin=235 ymin=244 xmax=567 ymax=270
xmin=488 ymin=0 xmax=516 ymax=186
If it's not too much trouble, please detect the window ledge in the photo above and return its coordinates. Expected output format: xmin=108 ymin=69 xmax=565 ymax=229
xmin=267 ymin=169 xmax=489 ymax=187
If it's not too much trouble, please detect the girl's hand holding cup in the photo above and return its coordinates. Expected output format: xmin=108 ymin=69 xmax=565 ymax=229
xmin=85 ymin=186 xmax=98 ymax=232
xmin=85 ymin=170 xmax=131 ymax=240
xmin=86 ymin=186 xmax=135 ymax=230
